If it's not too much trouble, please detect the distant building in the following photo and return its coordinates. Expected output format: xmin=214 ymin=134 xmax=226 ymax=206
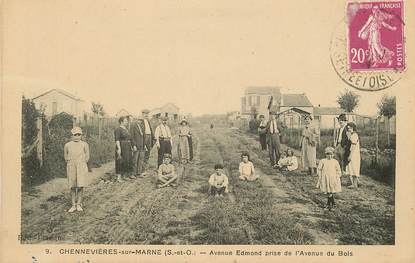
xmin=151 ymin=103 xmax=180 ymax=120
xmin=227 ymin=111 xmax=241 ymax=121
xmin=32 ymin=89 xmax=85 ymax=121
xmin=313 ymin=107 xmax=346 ymax=129
xmin=240 ymin=87 xmax=282 ymax=119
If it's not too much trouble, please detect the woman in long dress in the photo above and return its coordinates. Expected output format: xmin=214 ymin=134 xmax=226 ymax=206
xmin=177 ymin=119 xmax=191 ymax=164
xmin=345 ymin=122 xmax=361 ymax=188
xmin=115 ymin=116 xmax=133 ymax=182
xmin=300 ymin=115 xmax=319 ymax=175
xmin=358 ymin=6 xmax=397 ymax=67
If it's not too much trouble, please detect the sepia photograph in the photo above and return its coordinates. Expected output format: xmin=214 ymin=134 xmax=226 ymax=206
xmin=1 ymin=0 xmax=414 ymax=262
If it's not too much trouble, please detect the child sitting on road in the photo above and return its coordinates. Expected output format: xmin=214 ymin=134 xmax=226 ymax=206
xmin=276 ymin=151 xmax=289 ymax=169
xmin=208 ymin=164 xmax=229 ymax=197
xmin=157 ymin=154 xmax=178 ymax=188
xmin=316 ymin=147 xmax=342 ymax=211
xmin=239 ymin=152 xmax=259 ymax=181
xmin=64 ymin=127 xmax=90 ymax=213
xmin=282 ymin=149 xmax=298 ymax=171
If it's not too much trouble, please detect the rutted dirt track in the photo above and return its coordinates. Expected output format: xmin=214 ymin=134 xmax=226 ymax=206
xmin=21 ymin=125 xmax=394 ymax=245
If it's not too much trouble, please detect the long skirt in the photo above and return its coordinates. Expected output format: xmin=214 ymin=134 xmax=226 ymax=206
xmin=115 ymin=140 xmax=133 ymax=174
xmin=301 ymin=138 xmax=316 ymax=169
xmin=178 ymin=136 xmax=190 ymax=161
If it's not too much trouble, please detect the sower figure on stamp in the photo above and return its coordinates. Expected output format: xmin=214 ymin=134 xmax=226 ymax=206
xmin=155 ymin=116 xmax=173 ymax=167
xmin=266 ymin=111 xmax=281 ymax=169
xmin=131 ymin=109 xmax=156 ymax=177
xmin=334 ymin=113 xmax=351 ymax=174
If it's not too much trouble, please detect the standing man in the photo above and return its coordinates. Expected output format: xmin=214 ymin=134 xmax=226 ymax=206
xmin=155 ymin=116 xmax=173 ymax=167
xmin=258 ymin=115 xmax=267 ymax=150
xmin=334 ymin=113 xmax=350 ymax=174
xmin=266 ymin=111 xmax=281 ymax=168
xmin=130 ymin=109 xmax=155 ymax=177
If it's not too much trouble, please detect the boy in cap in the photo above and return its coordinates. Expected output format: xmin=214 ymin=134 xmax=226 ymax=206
xmin=64 ymin=127 xmax=90 ymax=213
xmin=334 ymin=113 xmax=351 ymax=174
xmin=154 ymin=116 xmax=173 ymax=167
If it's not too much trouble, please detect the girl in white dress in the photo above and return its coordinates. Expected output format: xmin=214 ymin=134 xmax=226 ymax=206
xmin=346 ymin=122 xmax=361 ymax=188
xmin=317 ymin=147 xmax=342 ymax=210
xmin=239 ymin=152 xmax=258 ymax=181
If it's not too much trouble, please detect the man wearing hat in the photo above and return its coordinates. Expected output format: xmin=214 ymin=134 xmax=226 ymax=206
xmin=334 ymin=113 xmax=351 ymax=173
xmin=266 ymin=111 xmax=282 ymax=168
xmin=154 ymin=116 xmax=173 ymax=167
xmin=130 ymin=109 xmax=156 ymax=177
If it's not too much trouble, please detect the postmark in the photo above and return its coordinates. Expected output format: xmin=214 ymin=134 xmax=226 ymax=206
xmin=330 ymin=0 xmax=405 ymax=91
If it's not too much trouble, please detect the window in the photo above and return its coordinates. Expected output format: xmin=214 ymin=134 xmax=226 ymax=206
xmin=248 ymin=96 xmax=252 ymax=106
xmin=256 ymin=96 xmax=260 ymax=106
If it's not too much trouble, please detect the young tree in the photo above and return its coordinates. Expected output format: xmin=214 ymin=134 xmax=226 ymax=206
xmin=337 ymin=89 xmax=360 ymax=113
xmin=377 ymin=95 xmax=396 ymax=146
xmin=91 ymin=102 xmax=105 ymax=117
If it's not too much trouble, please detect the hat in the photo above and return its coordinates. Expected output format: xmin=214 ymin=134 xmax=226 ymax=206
xmin=324 ymin=147 xmax=335 ymax=154
xmin=141 ymin=109 xmax=150 ymax=113
xmin=161 ymin=116 xmax=168 ymax=121
xmin=180 ymin=119 xmax=188 ymax=125
xmin=163 ymin=153 xmax=172 ymax=159
xmin=337 ymin=113 xmax=347 ymax=121
xmin=71 ymin=127 xmax=83 ymax=135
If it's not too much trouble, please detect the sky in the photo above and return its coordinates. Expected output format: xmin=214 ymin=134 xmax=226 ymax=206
xmin=4 ymin=0 xmax=399 ymax=117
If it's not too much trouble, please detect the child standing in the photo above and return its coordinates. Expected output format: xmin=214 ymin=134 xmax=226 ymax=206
xmin=316 ymin=147 xmax=342 ymax=210
xmin=239 ymin=152 xmax=259 ymax=181
xmin=157 ymin=153 xmax=178 ymax=188
xmin=208 ymin=164 xmax=229 ymax=197
xmin=64 ymin=127 xmax=90 ymax=213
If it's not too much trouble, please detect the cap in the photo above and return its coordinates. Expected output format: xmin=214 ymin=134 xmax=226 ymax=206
xmin=337 ymin=113 xmax=347 ymax=121
xmin=71 ymin=126 xmax=83 ymax=135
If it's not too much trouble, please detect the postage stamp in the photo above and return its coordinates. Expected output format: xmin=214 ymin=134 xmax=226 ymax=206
xmin=347 ymin=1 xmax=405 ymax=71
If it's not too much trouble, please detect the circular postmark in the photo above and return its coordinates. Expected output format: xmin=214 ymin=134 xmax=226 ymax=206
xmin=330 ymin=19 xmax=404 ymax=91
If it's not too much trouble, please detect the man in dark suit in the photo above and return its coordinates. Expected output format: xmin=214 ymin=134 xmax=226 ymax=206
xmin=334 ymin=113 xmax=351 ymax=173
xmin=130 ymin=109 xmax=155 ymax=177
xmin=266 ymin=111 xmax=281 ymax=168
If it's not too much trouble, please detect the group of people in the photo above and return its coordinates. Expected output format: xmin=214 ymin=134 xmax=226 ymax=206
xmin=63 ymin=110 xmax=361 ymax=212
xmin=114 ymin=109 xmax=193 ymax=185
xmin=257 ymin=112 xmax=361 ymax=210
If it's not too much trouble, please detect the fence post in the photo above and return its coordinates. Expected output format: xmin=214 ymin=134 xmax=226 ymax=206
xmin=375 ymin=117 xmax=379 ymax=164
xmin=98 ymin=117 xmax=102 ymax=141
xmin=36 ymin=117 xmax=43 ymax=167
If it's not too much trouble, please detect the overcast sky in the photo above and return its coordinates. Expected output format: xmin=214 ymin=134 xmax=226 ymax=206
xmin=4 ymin=0 xmax=399 ymax=116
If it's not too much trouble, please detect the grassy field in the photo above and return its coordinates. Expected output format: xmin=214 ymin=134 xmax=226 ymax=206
xmin=21 ymin=123 xmax=394 ymax=245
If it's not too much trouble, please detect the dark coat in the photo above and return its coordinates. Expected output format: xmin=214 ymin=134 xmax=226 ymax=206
xmin=130 ymin=119 xmax=155 ymax=150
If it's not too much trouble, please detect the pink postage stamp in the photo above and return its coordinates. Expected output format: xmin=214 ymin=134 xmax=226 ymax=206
xmin=347 ymin=1 xmax=405 ymax=71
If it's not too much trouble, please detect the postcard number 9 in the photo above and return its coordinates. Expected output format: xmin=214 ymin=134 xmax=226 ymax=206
xmin=351 ymin=48 xmax=368 ymax=63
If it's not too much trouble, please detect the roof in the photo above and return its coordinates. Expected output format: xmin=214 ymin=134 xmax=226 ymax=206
xmin=32 ymin=88 xmax=82 ymax=101
xmin=245 ymin=86 xmax=281 ymax=95
xmin=279 ymin=107 xmax=312 ymax=116
xmin=313 ymin=107 xmax=344 ymax=116
xmin=282 ymin=94 xmax=313 ymax=107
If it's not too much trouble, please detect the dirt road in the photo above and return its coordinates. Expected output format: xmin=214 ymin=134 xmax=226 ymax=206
xmin=21 ymin=125 xmax=394 ymax=245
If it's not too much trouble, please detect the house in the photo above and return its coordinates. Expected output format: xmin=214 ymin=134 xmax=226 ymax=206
xmin=32 ymin=88 xmax=86 ymax=121
xmin=150 ymin=103 xmax=180 ymax=120
xmin=277 ymin=93 xmax=314 ymax=127
xmin=313 ymin=107 xmax=365 ymax=130
xmin=240 ymin=87 xmax=282 ymax=119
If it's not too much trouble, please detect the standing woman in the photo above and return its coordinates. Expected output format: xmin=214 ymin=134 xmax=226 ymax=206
xmin=178 ymin=119 xmax=191 ymax=164
xmin=300 ymin=115 xmax=319 ymax=175
xmin=115 ymin=116 xmax=133 ymax=182
xmin=345 ymin=122 xmax=361 ymax=188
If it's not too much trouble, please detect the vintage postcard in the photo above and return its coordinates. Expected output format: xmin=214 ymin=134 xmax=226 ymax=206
xmin=1 ymin=0 xmax=415 ymax=262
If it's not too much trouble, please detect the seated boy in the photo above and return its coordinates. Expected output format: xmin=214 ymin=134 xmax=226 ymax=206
xmin=208 ymin=164 xmax=229 ymax=197
xmin=276 ymin=151 xmax=290 ymax=169
xmin=284 ymin=149 xmax=298 ymax=171
xmin=157 ymin=154 xmax=178 ymax=188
